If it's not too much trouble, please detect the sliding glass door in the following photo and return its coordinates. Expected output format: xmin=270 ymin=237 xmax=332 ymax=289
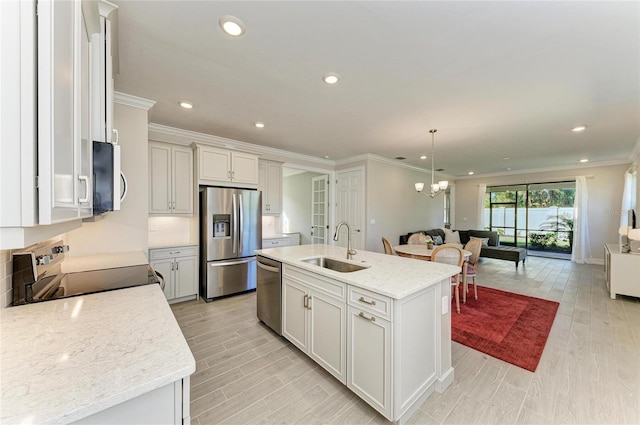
xmin=486 ymin=181 xmax=575 ymax=259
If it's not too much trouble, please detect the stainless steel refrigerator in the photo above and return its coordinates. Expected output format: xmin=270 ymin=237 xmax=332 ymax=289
xmin=200 ymin=187 xmax=262 ymax=301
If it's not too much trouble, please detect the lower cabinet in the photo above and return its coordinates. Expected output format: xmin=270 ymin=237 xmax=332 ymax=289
xmin=149 ymin=246 xmax=198 ymax=303
xmin=73 ymin=377 xmax=190 ymax=425
xmin=282 ymin=265 xmax=346 ymax=383
xmin=347 ymin=305 xmax=392 ymax=418
xmin=280 ymin=263 xmax=450 ymax=423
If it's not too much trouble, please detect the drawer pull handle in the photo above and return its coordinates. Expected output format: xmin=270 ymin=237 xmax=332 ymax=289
xmin=169 ymin=251 xmax=181 ymax=254
xmin=358 ymin=296 xmax=376 ymax=306
xmin=358 ymin=312 xmax=375 ymax=322
xmin=303 ymin=294 xmax=308 ymax=308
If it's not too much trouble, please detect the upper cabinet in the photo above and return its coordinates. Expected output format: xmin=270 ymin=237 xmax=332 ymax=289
xmin=149 ymin=142 xmax=194 ymax=215
xmin=258 ymin=160 xmax=282 ymax=214
xmin=0 ymin=0 xmax=116 ymax=249
xmin=195 ymin=145 xmax=259 ymax=187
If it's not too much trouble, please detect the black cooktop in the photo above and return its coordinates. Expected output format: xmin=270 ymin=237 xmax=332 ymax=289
xmin=25 ymin=265 xmax=160 ymax=304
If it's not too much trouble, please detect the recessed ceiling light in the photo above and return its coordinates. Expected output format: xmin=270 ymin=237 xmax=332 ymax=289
xmin=468 ymin=171 xmax=474 ymax=175
xmin=503 ymin=157 xmax=510 ymax=160
xmin=255 ymin=122 xmax=265 ymax=128
xmin=219 ymin=16 xmax=245 ymax=36
xmin=572 ymin=125 xmax=587 ymax=132
xmin=420 ymin=155 xmax=427 ymax=160
xmin=506 ymin=167 xmax=512 ymax=171
xmin=179 ymin=101 xmax=193 ymax=109
xmin=323 ymin=73 xmax=340 ymax=85
xmin=579 ymin=158 xmax=589 ymax=163
xmin=324 ymin=155 xmax=330 ymax=159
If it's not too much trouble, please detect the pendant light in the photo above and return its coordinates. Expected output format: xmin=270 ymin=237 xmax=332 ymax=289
xmin=415 ymin=129 xmax=448 ymax=198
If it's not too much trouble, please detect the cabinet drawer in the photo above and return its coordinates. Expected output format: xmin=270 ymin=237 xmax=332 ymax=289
xmin=149 ymin=246 xmax=198 ymax=260
xmin=283 ymin=264 xmax=346 ymax=301
xmin=348 ymin=286 xmax=393 ymax=321
xmin=262 ymin=238 xmax=290 ymax=248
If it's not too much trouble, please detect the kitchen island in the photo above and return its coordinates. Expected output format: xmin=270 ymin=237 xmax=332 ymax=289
xmin=0 ymin=284 xmax=195 ymax=424
xmin=255 ymin=244 xmax=459 ymax=424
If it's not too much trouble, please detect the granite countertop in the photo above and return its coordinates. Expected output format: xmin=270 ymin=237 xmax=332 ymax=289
xmin=0 ymin=285 xmax=195 ymax=424
xmin=255 ymin=244 xmax=459 ymax=299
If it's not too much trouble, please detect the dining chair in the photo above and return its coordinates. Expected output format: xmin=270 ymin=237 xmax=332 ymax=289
xmin=462 ymin=238 xmax=483 ymax=303
xmin=407 ymin=233 xmax=431 ymax=245
xmin=381 ymin=237 xmax=394 ymax=255
xmin=431 ymin=244 xmax=464 ymax=313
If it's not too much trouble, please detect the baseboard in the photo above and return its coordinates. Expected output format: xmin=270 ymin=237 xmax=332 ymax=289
xmin=435 ymin=367 xmax=454 ymax=393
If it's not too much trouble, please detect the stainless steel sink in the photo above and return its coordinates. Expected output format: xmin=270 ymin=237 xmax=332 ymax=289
xmin=301 ymin=256 xmax=369 ymax=273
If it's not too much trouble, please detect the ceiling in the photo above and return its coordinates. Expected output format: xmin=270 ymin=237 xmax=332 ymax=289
xmin=112 ymin=1 xmax=640 ymax=177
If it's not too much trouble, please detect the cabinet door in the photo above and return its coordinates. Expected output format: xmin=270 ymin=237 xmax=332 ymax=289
xmin=258 ymin=162 xmax=268 ymax=213
xmin=37 ymin=0 xmax=80 ymax=224
xmin=231 ymin=152 xmax=259 ymax=185
xmin=151 ymin=258 xmax=175 ymax=300
xmin=171 ymin=147 xmax=194 ymax=214
xmin=309 ymin=291 xmax=346 ymax=383
xmin=77 ymin=5 xmax=92 ymax=218
xmin=199 ymin=147 xmax=231 ymax=182
xmin=149 ymin=143 xmax=172 ymax=214
xmin=174 ymin=256 xmax=198 ymax=298
xmin=265 ymin=162 xmax=282 ymax=214
xmin=347 ymin=306 xmax=391 ymax=418
xmin=282 ymin=278 xmax=308 ymax=352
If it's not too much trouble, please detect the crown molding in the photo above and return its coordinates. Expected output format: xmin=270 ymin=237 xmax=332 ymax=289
xmin=114 ymin=92 xmax=156 ymax=110
xmin=335 ymin=153 xmax=437 ymax=174
xmin=147 ymin=122 xmax=335 ymax=167
xmin=453 ymin=158 xmax=631 ymax=181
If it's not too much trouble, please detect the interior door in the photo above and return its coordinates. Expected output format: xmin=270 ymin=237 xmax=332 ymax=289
xmin=336 ymin=168 xmax=364 ymax=250
xmin=311 ymin=175 xmax=329 ymax=245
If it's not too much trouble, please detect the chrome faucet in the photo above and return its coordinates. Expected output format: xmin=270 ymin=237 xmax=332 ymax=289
xmin=333 ymin=221 xmax=357 ymax=260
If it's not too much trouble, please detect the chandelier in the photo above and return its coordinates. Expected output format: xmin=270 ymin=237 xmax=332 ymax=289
xmin=415 ymin=129 xmax=449 ymax=198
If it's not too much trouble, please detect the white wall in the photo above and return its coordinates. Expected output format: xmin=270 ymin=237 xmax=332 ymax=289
xmin=365 ymin=159 xmax=445 ymax=252
xmin=283 ymin=171 xmax=323 ymax=244
xmin=65 ymin=103 xmax=150 ymax=256
xmin=453 ymin=163 xmax=630 ymax=262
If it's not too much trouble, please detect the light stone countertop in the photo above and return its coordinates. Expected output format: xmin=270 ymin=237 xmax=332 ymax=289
xmin=0 ymin=284 xmax=195 ymax=425
xmin=255 ymin=244 xmax=460 ymax=299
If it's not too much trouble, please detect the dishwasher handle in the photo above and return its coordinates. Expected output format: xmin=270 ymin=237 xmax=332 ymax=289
xmin=257 ymin=261 xmax=280 ymax=273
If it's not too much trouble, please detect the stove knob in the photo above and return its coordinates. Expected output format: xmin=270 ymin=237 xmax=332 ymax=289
xmin=52 ymin=245 xmax=70 ymax=254
xmin=36 ymin=255 xmax=53 ymax=265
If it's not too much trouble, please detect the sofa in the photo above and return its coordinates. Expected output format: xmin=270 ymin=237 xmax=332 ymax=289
xmin=399 ymin=229 xmax=527 ymax=268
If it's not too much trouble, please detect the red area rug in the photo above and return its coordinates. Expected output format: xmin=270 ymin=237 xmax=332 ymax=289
xmin=451 ymin=287 xmax=559 ymax=372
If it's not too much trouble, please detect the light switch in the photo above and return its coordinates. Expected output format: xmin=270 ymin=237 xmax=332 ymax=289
xmin=442 ymin=296 xmax=449 ymax=315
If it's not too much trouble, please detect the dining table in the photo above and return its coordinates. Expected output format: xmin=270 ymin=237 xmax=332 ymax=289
xmin=393 ymin=244 xmax=473 ymax=302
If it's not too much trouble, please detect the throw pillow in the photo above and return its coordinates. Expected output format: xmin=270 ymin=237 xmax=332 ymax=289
xmin=433 ymin=235 xmax=444 ymax=245
xmin=444 ymin=230 xmax=461 ymax=244
xmin=470 ymin=236 xmax=490 ymax=246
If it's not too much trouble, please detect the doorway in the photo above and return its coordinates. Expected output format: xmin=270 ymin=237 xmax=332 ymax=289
xmin=282 ymin=165 xmax=333 ymax=245
xmin=486 ymin=181 xmax=575 ymax=259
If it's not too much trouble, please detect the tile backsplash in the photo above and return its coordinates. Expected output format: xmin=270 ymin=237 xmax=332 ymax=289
xmin=1 ymin=249 xmax=12 ymax=308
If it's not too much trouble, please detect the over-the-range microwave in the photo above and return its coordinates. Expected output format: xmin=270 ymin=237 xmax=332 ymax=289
xmin=93 ymin=141 xmax=127 ymax=215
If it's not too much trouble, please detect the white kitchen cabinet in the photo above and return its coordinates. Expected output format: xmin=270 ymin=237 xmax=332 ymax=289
xmin=73 ymin=378 xmax=190 ymax=425
xmin=150 ymin=246 xmax=198 ymax=303
xmin=604 ymin=244 xmax=640 ymax=299
xmin=347 ymin=305 xmax=392 ymax=418
xmin=282 ymin=264 xmax=346 ymax=383
xmin=195 ymin=145 xmax=259 ymax=187
xmin=149 ymin=142 xmax=194 ymax=215
xmin=38 ymin=0 xmax=100 ymax=224
xmin=0 ymin=0 xmax=109 ymax=248
xmin=262 ymin=236 xmax=290 ymax=248
xmin=258 ymin=160 xmax=282 ymax=214
xmin=91 ymin=1 xmax=117 ymax=144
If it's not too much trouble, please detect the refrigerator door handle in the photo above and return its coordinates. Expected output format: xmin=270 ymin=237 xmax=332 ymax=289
xmin=238 ymin=193 xmax=244 ymax=254
xmin=232 ymin=193 xmax=238 ymax=254
xmin=209 ymin=257 xmax=255 ymax=267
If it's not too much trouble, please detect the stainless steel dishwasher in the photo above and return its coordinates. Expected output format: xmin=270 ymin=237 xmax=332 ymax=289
xmin=256 ymin=255 xmax=282 ymax=335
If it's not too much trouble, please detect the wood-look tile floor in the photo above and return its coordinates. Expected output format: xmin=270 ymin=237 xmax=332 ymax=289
xmin=171 ymin=256 xmax=640 ymax=425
